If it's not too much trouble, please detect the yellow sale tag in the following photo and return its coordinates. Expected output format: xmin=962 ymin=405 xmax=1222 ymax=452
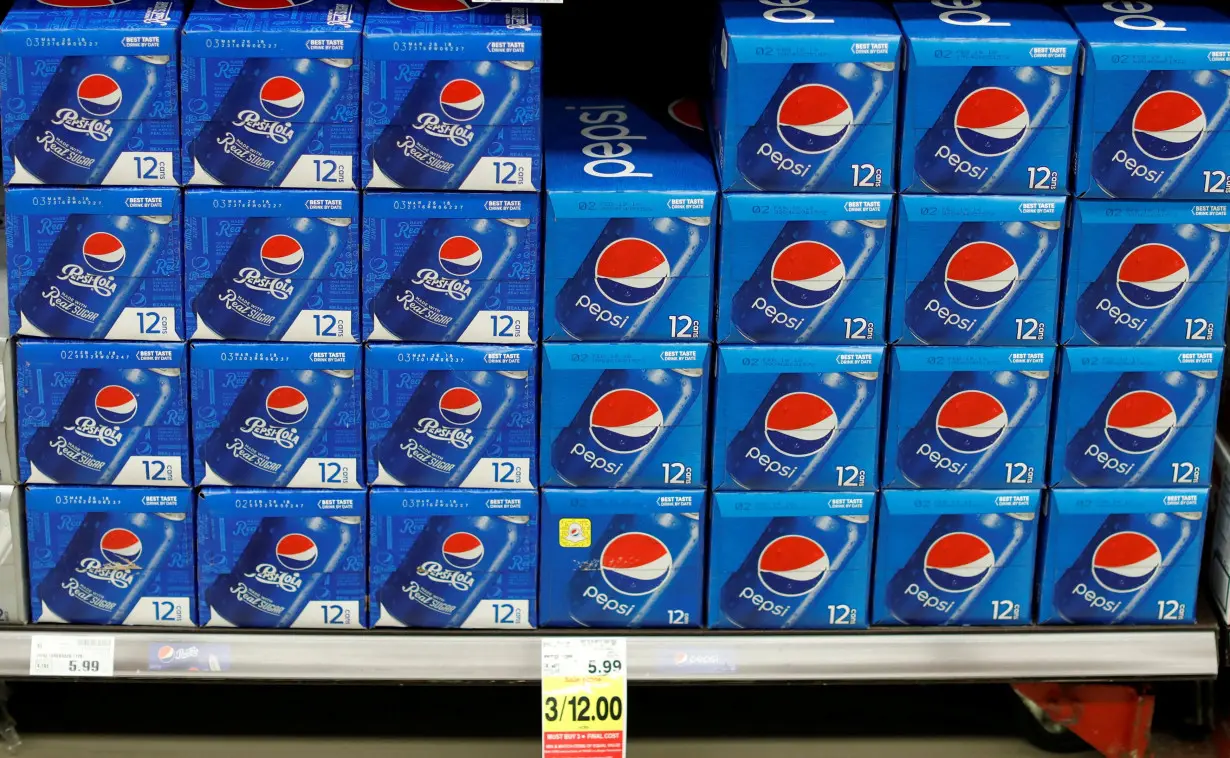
xmin=542 ymin=638 xmax=626 ymax=758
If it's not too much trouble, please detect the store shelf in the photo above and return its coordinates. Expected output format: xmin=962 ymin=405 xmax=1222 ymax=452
xmin=0 ymin=625 xmax=1216 ymax=682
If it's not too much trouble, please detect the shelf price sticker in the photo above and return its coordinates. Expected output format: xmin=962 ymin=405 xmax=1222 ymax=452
xmin=542 ymin=637 xmax=626 ymax=758
xmin=30 ymin=634 xmax=115 ymax=677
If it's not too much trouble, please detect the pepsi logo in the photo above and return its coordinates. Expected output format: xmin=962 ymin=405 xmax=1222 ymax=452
xmin=667 ymin=97 xmax=705 ymax=132
xmin=157 ymin=645 xmax=176 ymax=663
xmin=275 ymin=533 xmax=318 ymax=571
xmin=95 ymin=385 xmax=137 ymax=425
xmin=438 ymin=236 xmax=482 ymax=277
xmin=266 ymin=386 xmax=309 ymax=426
xmin=82 ymin=232 xmax=126 ymax=273
xmin=100 ymin=528 xmax=142 ymax=567
xmin=1132 ymin=90 xmax=1206 ymax=161
xmin=757 ymin=535 xmax=829 ymax=597
xmin=588 ymin=389 xmax=663 ymax=454
xmin=76 ymin=74 xmax=122 ymax=118
xmin=953 ymin=87 xmax=1030 ymax=157
xmin=770 ymin=241 xmax=845 ymax=308
xmin=389 ymin=0 xmax=482 ymax=10
xmin=924 ymin=532 xmax=994 ymax=593
xmin=594 ymin=238 xmax=671 ymax=306
xmin=935 ymin=390 xmax=1008 ymax=454
xmin=600 ymin=532 xmax=672 ymax=596
xmin=943 ymin=241 xmax=1018 ymax=309
xmin=216 ymin=0 xmax=314 ymax=9
xmin=1092 ymin=531 xmax=1162 ymax=593
xmin=1116 ymin=243 xmax=1188 ymax=309
xmin=439 ymin=79 xmax=484 ymax=122
xmin=37 ymin=0 xmax=129 ymax=7
xmin=439 ymin=387 xmax=482 ymax=426
xmin=259 ymin=234 xmax=305 ymax=276
xmin=776 ymin=84 xmax=853 ymax=155
xmin=1104 ymin=390 xmax=1176 ymax=454
xmin=259 ymin=77 xmax=305 ymax=120
xmin=442 ymin=532 xmax=484 ymax=570
xmin=764 ymin=392 xmax=838 ymax=458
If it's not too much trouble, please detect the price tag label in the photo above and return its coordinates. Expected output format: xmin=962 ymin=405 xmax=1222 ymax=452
xmin=30 ymin=634 xmax=115 ymax=677
xmin=542 ymin=638 xmax=626 ymax=758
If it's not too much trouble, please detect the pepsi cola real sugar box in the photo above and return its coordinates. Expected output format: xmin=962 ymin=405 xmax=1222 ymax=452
xmin=365 ymin=344 xmax=536 ymax=489
xmin=7 ymin=187 xmax=183 ymax=341
xmin=893 ymin=0 xmax=1078 ymax=195
xmin=362 ymin=192 xmax=539 ymax=344
xmin=1066 ymin=2 xmax=1230 ymax=200
xmin=27 ymin=485 xmax=195 ymax=626
xmin=539 ymin=489 xmax=705 ymax=629
xmin=369 ymin=488 xmax=537 ymax=629
xmin=362 ymin=0 xmax=541 ymax=191
xmin=181 ymin=0 xmax=362 ymax=189
xmin=543 ymin=99 xmax=717 ymax=343
xmin=184 ymin=189 xmax=359 ymax=343
xmin=18 ymin=341 xmax=189 ymax=487
xmin=0 ymin=0 xmax=183 ymax=186
xmin=190 ymin=343 xmax=363 ymax=489
xmin=197 ymin=488 xmax=365 ymax=629
xmin=710 ymin=0 xmax=902 ymax=193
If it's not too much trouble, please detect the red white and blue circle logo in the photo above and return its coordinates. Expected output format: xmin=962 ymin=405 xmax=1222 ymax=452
xmin=757 ymin=535 xmax=828 ymax=597
xmin=217 ymin=0 xmax=314 ymax=10
xmin=1104 ymin=390 xmax=1176 ymax=454
xmin=923 ymin=532 xmax=994 ymax=593
xmin=95 ymin=385 xmax=137 ymax=425
xmin=440 ymin=79 xmax=485 ymax=122
xmin=954 ymin=87 xmax=1030 ymax=157
xmin=77 ymin=74 xmax=122 ymax=118
xmin=935 ymin=390 xmax=1008 ymax=454
xmin=275 ymin=533 xmax=318 ymax=571
xmin=1116 ymin=243 xmax=1189 ymax=309
xmin=770 ymin=241 xmax=845 ymax=308
xmin=1092 ymin=531 xmax=1162 ymax=593
xmin=1133 ymin=90 xmax=1206 ymax=161
xmin=266 ymin=386 xmax=309 ymax=426
xmin=764 ymin=392 xmax=838 ymax=458
xmin=668 ymin=97 xmax=705 ymax=132
xmin=389 ymin=0 xmax=480 ymax=12
xmin=439 ymin=387 xmax=482 ymax=426
xmin=442 ymin=532 xmax=484 ymax=570
xmin=259 ymin=77 xmax=305 ymax=119
xmin=100 ymin=528 xmax=142 ymax=566
xmin=82 ymin=232 xmax=126 ymax=273
xmin=156 ymin=645 xmax=177 ymax=663
xmin=600 ymin=532 xmax=672 ymax=596
xmin=594 ymin=238 xmax=671 ymax=306
xmin=438 ymin=236 xmax=482 ymax=277
xmin=776 ymin=84 xmax=853 ymax=155
xmin=944 ymin=241 xmax=1018 ymax=309
xmin=588 ymin=388 xmax=663 ymax=454
xmin=259 ymin=234 xmax=304 ymax=276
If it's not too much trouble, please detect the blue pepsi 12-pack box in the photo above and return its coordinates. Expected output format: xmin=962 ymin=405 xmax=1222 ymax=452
xmin=184 ymin=189 xmax=359 ymax=343
xmin=883 ymin=347 xmax=1055 ymax=489
xmin=368 ymin=488 xmax=537 ymax=629
xmin=6 ymin=187 xmax=183 ymax=341
xmin=712 ymin=345 xmax=883 ymax=492
xmin=18 ymin=340 xmax=189 ymax=487
xmin=543 ymin=98 xmax=718 ymax=342
xmin=190 ymin=343 xmax=363 ymax=489
xmin=891 ymin=195 xmax=1067 ymax=346
xmin=366 ymin=344 xmax=536 ymax=489
xmin=539 ymin=488 xmax=705 ymax=629
xmin=708 ymin=491 xmax=875 ymax=630
xmin=180 ymin=0 xmax=363 ymax=189
xmin=717 ymin=194 xmax=892 ymax=344
xmin=1038 ymin=488 xmax=1207 ymax=624
xmin=872 ymin=489 xmax=1039 ymax=626
xmin=540 ymin=343 xmax=711 ymax=489
xmin=710 ymin=0 xmax=900 ymax=194
xmin=27 ymin=485 xmax=195 ymax=626
xmin=362 ymin=0 xmax=541 ymax=191
xmin=893 ymin=0 xmax=1079 ymax=195
xmin=1050 ymin=346 xmax=1223 ymax=488
xmin=0 ymin=0 xmax=183 ymax=186
xmin=1066 ymin=2 xmax=1230 ymax=200
xmin=197 ymin=487 xmax=365 ymax=629
xmin=362 ymin=192 xmax=538 ymax=344
xmin=1062 ymin=200 xmax=1230 ymax=346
